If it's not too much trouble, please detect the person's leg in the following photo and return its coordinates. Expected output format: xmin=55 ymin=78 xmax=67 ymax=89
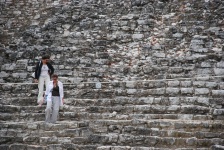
xmin=38 ymin=76 xmax=44 ymax=104
xmin=51 ymin=96 xmax=60 ymax=123
xmin=43 ymin=75 xmax=50 ymax=103
xmin=45 ymin=100 xmax=52 ymax=123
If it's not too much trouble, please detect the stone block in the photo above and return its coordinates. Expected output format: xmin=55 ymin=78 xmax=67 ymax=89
xmin=186 ymin=137 xmax=197 ymax=146
xmin=58 ymin=137 xmax=71 ymax=144
xmin=194 ymin=88 xmax=210 ymax=95
xmin=161 ymin=137 xmax=176 ymax=145
xmin=27 ymin=145 xmax=47 ymax=150
xmin=178 ymin=114 xmax=194 ymax=120
xmin=213 ymin=109 xmax=224 ymax=115
xmin=144 ymin=136 xmax=160 ymax=146
xmin=167 ymin=105 xmax=181 ymax=113
xmin=88 ymin=134 xmax=109 ymax=144
xmin=126 ymin=81 xmax=135 ymax=88
xmin=148 ymin=88 xmax=165 ymax=95
xmin=206 ymin=82 xmax=218 ymax=88
xmin=193 ymin=81 xmax=206 ymax=87
xmin=214 ymin=68 xmax=224 ymax=76
xmin=181 ymin=105 xmax=209 ymax=114
xmin=127 ymin=89 xmax=137 ymax=94
xmin=23 ymin=136 xmax=39 ymax=143
xmin=196 ymin=97 xmax=210 ymax=106
xmin=166 ymin=88 xmax=180 ymax=95
xmin=167 ymin=80 xmax=180 ymax=87
xmin=181 ymin=88 xmax=194 ymax=95
xmin=47 ymin=144 xmax=62 ymax=150
xmin=1 ymin=63 xmax=16 ymax=71
xmin=169 ymin=97 xmax=180 ymax=105
xmin=181 ymin=81 xmax=192 ymax=87
xmin=212 ymin=90 xmax=224 ymax=96
xmin=9 ymin=144 xmax=27 ymax=150
xmin=132 ymin=34 xmax=144 ymax=41
xmin=210 ymin=145 xmax=224 ymax=150
xmin=97 ymin=146 xmax=111 ymax=150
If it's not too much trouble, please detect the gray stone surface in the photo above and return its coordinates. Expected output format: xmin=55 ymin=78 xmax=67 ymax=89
xmin=0 ymin=0 xmax=224 ymax=149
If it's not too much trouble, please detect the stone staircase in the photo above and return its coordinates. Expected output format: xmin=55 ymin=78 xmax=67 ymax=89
xmin=1 ymin=0 xmax=224 ymax=149
xmin=1 ymin=78 xmax=224 ymax=150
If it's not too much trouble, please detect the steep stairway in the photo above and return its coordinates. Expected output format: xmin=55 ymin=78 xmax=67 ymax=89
xmin=0 ymin=78 xmax=224 ymax=150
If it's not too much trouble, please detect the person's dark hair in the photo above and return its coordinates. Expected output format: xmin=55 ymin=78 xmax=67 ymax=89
xmin=52 ymin=74 xmax=58 ymax=78
xmin=42 ymin=55 xmax=50 ymax=60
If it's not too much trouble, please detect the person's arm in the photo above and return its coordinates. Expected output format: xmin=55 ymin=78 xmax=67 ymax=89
xmin=48 ymin=63 xmax=54 ymax=76
xmin=34 ymin=61 xmax=40 ymax=82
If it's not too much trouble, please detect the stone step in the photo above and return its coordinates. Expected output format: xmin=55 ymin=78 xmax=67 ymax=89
xmin=0 ymin=143 xmax=98 ymax=150
xmin=2 ymin=95 xmax=224 ymax=107
xmin=1 ymin=120 xmax=224 ymax=133
xmin=66 ymin=112 xmax=215 ymax=121
xmin=65 ymin=96 xmax=223 ymax=107
xmin=0 ymin=97 xmax=37 ymax=106
xmin=1 ymin=124 xmax=223 ymax=140
xmin=0 ymin=104 xmax=221 ymax=116
xmin=71 ymin=88 xmax=224 ymax=98
xmin=2 ymin=88 xmax=224 ymax=102
xmin=1 ymin=107 xmax=223 ymax=122
xmin=1 ymin=79 xmax=223 ymax=94
xmin=0 ymin=101 xmax=216 ymax=113
xmin=0 ymin=134 xmax=223 ymax=149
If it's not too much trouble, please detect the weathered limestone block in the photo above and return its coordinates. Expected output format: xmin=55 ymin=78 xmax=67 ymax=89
xmin=12 ymin=73 xmax=27 ymax=79
xmin=169 ymin=97 xmax=180 ymax=105
xmin=186 ymin=137 xmax=197 ymax=146
xmin=138 ymin=97 xmax=154 ymax=104
xmin=181 ymin=81 xmax=192 ymax=87
xmin=213 ymin=109 xmax=224 ymax=115
xmin=180 ymin=88 xmax=194 ymax=95
xmin=206 ymin=82 xmax=218 ymax=88
xmin=1 ymin=63 xmax=16 ymax=71
xmin=166 ymin=88 xmax=179 ymax=95
xmin=127 ymin=89 xmax=137 ymax=94
xmin=0 ymin=71 xmax=9 ymax=78
xmin=210 ymin=145 xmax=224 ymax=150
xmin=27 ymin=145 xmax=46 ymax=150
xmin=147 ymin=88 xmax=165 ymax=95
xmin=88 ymin=134 xmax=110 ymax=144
xmin=15 ymin=59 xmax=28 ymax=70
xmin=167 ymin=80 xmax=180 ymax=87
xmin=167 ymin=105 xmax=181 ymax=113
xmin=40 ymin=136 xmax=58 ymax=144
xmin=9 ymin=144 xmax=27 ymax=150
xmin=196 ymin=97 xmax=210 ymax=107
xmin=181 ymin=105 xmax=210 ymax=114
xmin=194 ymin=88 xmax=210 ymax=95
xmin=214 ymin=68 xmax=224 ymax=76
xmin=132 ymin=34 xmax=144 ymax=41
xmin=23 ymin=136 xmax=39 ymax=143
xmin=193 ymin=81 xmax=206 ymax=87
xmin=144 ymin=136 xmax=159 ymax=146
xmin=2 ymin=84 xmax=13 ymax=91
xmin=211 ymin=90 xmax=224 ymax=96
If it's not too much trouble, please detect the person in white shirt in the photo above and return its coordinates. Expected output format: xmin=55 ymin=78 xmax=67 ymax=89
xmin=45 ymin=74 xmax=64 ymax=124
xmin=34 ymin=55 xmax=54 ymax=105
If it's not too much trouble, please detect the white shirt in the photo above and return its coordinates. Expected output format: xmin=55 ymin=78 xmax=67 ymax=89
xmin=40 ymin=65 xmax=49 ymax=77
xmin=45 ymin=81 xmax=64 ymax=106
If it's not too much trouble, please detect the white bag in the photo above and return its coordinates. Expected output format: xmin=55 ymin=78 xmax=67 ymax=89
xmin=31 ymin=72 xmax=35 ymax=78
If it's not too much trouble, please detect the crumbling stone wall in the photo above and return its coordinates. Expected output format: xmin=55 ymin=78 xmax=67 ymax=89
xmin=0 ymin=0 xmax=224 ymax=83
